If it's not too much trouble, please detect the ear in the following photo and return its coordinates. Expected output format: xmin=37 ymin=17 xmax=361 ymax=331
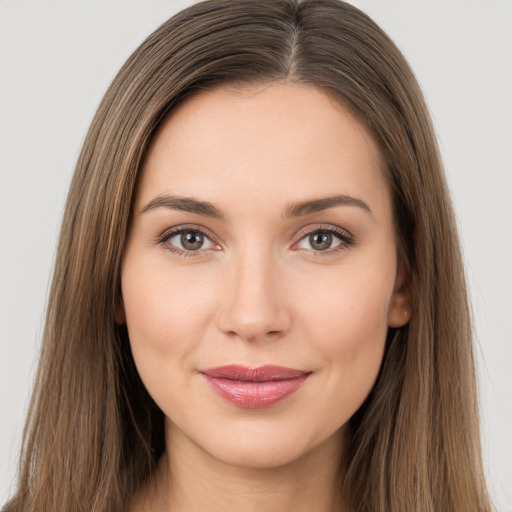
xmin=388 ymin=262 xmax=411 ymax=328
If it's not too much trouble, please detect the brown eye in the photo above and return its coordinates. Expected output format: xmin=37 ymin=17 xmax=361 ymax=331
xmin=296 ymin=228 xmax=351 ymax=253
xmin=180 ymin=231 xmax=204 ymax=251
xmin=165 ymin=229 xmax=216 ymax=253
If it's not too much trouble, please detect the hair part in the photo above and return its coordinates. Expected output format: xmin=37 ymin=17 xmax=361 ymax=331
xmin=7 ymin=1 xmax=492 ymax=511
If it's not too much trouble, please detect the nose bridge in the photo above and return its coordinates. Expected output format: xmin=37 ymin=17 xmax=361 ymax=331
xmin=217 ymin=244 xmax=290 ymax=342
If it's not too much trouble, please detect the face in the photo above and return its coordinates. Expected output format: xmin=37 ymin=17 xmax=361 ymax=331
xmin=120 ymin=83 xmax=409 ymax=470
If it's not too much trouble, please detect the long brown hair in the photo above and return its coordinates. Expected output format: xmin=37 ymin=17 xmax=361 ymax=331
xmin=6 ymin=1 xmax=492 ymax=511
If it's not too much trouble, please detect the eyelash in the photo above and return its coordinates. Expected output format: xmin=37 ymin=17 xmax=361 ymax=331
xmin=156 ymin=224 xmax=355 ymax=257
xmin=156 ymin=225 xmax=221 ymax=258
xmin=294 ymin=225 xmax=355 ymax=256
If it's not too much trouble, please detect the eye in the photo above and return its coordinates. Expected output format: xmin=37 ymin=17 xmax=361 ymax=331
xmin=160 ymin=228 xmax=218 ymax=253
xmin=295 ymin=227 xmax=353 ymax=253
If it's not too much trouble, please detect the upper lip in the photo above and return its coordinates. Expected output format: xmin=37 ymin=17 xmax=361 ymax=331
xmin=200 ymin=365 xmax=311 ymax=382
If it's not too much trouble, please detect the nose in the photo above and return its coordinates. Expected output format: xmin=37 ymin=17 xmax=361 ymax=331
xmin=216 ymin=250 xmax=292 ymax=343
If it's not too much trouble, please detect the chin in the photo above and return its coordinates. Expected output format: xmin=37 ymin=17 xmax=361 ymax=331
xmin=191 ymin=421 xmax=343 ymax=471
xmin=209 ymin=440 xmax=309 ymax=470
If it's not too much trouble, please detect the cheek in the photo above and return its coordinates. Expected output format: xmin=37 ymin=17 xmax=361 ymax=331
xmin=120 ymin=259 xmax=217 ymax=384
xmin=295 ymin=265 xmax=393 ymax=416
xmin=300 ymin=266 xmax=391 ymax=349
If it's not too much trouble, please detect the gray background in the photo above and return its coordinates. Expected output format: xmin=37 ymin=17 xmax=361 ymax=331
xmin=1 ymin=0 xmax=511 ymax=509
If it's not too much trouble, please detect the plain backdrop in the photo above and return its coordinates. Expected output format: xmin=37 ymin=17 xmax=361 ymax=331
xmin=1 ymin=0 xmax=511 ymax=509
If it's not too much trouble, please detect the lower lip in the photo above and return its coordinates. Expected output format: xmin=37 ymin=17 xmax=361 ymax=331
xmin=202 ymin=374 xmax=310 ymax=408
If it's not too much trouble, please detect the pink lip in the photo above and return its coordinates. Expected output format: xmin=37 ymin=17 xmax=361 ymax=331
xmin=200 ymin=365 xmax=311 ymax=408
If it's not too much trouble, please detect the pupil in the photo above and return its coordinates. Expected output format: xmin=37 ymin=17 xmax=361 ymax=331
xmin=181 ymin=231 xmax=203 ymax=250
xmin=310 ymin=232 xmax=332 ymax=251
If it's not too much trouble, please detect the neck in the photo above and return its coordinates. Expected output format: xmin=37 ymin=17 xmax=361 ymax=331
xmin=131 ymin=424 xmax=350 ymax=512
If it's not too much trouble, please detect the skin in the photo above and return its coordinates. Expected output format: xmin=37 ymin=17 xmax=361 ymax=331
xmin=121 ymin=82 xmax=409 ymax=512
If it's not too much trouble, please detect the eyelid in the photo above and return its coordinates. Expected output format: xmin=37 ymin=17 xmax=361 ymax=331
xmin=292 ymin=224 xmax=355 ymax=253
xmin=156 ymin=224 xmax=222 ymax=254
xmin=155 ymin=223 xmax=355 ymax=257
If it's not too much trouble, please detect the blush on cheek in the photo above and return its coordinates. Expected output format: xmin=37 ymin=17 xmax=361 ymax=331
xmin=311 ymin=285 xmax=389 ymax=350
xmin=304 ymin=286 xmax=389 ymax=420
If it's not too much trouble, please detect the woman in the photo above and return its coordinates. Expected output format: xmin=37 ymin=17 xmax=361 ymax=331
xmin=4 ymin=0 xmax=493 ymax=511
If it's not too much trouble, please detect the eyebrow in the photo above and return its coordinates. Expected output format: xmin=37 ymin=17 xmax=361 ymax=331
xmin=283 ymin=194 xmax=372 ymax=218
xmin=141 ymin=193 xmax=371 ymax=219
xmin=141 ymin=195 xmax=226 ymax=219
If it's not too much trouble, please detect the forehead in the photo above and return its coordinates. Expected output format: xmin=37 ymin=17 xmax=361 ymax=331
xmin=136 ymin=82 xmax=388 ymax=215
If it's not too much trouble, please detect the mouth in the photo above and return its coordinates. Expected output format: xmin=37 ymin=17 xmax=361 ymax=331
xmin=199 ymin=365 xmax=312 ymax=408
